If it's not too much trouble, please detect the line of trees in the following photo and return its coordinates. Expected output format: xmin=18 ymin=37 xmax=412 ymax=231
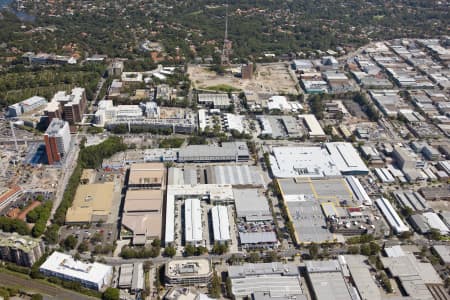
xmin=50 ymin=136 xmax=127 ymax=242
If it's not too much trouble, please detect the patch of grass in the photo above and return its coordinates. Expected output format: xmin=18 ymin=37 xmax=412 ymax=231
xmin=201 ymin=84 xmax=241 ymax=93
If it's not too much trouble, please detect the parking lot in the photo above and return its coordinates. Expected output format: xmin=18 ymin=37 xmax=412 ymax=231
xmin=60 ymin=222 xmax=118 ymax=253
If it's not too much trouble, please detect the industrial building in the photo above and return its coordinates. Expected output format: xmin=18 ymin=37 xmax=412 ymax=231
xmin=39 ymin=252 xmax=113 ymax=291
xmin=368 ymin=90 xmax=409 ymax=117
xmin=233 ymin=189 xmax=272 ymax=221
xmin=164 ymin=258 xmax=213 ymax=287
xmin=7 ymin=96 xmax=47 ymax=117
xmin=122 ymin=163 xmax=165 ymax=244
xmin=375 ymin=197 xmax=409 ymax=234
xmin=345 ymin=176 xmax=372 ymax=205
xmin=184 ymin=198 xmax=203 ymax=245
xmin=422 ymin=212 xmax=449 ymax=235
xmin=393 ymin=146 xmax=426 ymax=170
xmin=257 ymin=115 xmax=304 ymax=138
xmin=374 ymin=168 xmax=395 ymax=183
xmin=233 ymin=189 xmax=278 ymax=249
xmin=177 ymin=142 xmax=249 ymax=163
xmin=197 ymin=93 xmax=230 ymax=109
xmin=167 ymin=165 xmax=264 ymax=187
xmin=393 ymin=190 xmax=429 ymax=212
xmin=298 ymin=114 xmax=326 ymax=139
xmin=128 ymin=163 xmax=165 ymax=189
xmin=228 ymin=263 xmax=306 ymax=300
xmin=65 ymin=182 xmax=114 ymax=224
xmin=409 ymin=214 xmax=431 ymax=234
xmin=432 ymin=245 xmax=450 ymax=265
xmin=304 ymin=260 xmax=352 ymax=300
xmin=205 ymin=165 xmax=264 ymax=187
xmin=381 ymin=246 xmax=443 ymax=300
xmin=238 ymin=232 xmax=278 ymax=249
xmin=266 ymin=95 xmax=302 ymax=112
xmin=118 ymin=263 xmax=144 ymax=293
xmin=165 ymin=184 xmax=234 ymax=245
xmin=44 ymin=118 xmax=71 ymax=165
xmin=121 ymin=189 xmax=163 ymax=245
xmin=211 ymin=206 xmax=231 ymax=244
xmin=277 ymin=178 xmax=356 ymax=243
xmin=269 ymin=142 xmax=368 ymax=178
xmin=0 ymin=232 xmax=45 ymax=267
xmin=339 ymin=255 xmax=381 ymax=300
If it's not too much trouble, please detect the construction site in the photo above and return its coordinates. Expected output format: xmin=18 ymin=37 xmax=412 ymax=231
xmin=188 ymin=63 xmax=300 ymax=95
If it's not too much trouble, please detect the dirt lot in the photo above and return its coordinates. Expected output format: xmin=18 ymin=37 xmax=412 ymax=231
xmin=188 ymin=63 xmax=300 ymax=95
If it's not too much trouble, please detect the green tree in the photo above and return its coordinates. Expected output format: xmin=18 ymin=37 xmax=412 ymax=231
xmin=360 ymin=243 xmax=371 ymax=256
xmin=102 ymin=287 xmax=120 ymax=300
xmin=78 ymin=241 xmax=89 ymax=252
xmin=31 ymin=294 xmax=43 ymax=300
xmin=43 ymin=224 xmax=60 ymax=244
xmin=369 ymin=241 xmax=381 ymax=255
xmin=184 ymin=244 xmax=196 ymax=256
xmin=264 ymin=251 xmax=279 ymax=263
xmin=347 ymin=245 xmax=359 ymax=254
xmin=209 ymin=271 xmax=221 ymax=298
xmin=247 ymin=252 xmax=260 ymax=263
xmin=63 ymin=235 xmax=78 ymax=250
xmin=309 ymin=243 xmax=319 ymax=259
xmin=164 ymin=245 xmax=176 ymax=257
xmin=428 ymin=229 xmax=441 ymax=241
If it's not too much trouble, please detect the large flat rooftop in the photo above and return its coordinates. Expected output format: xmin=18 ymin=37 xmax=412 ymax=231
xmin=277 ymin=178 xmax=356 ymax=243
xmin=165 ymin=258 xmax=212 ymax=278
xmin=123 ymin=189 xmax=163 ymax=212
xmin=269 ymin=143 xmax=368 ymax=178
xmin=128 ymin=163 xmax=165 ymax=187
xmin=66 ymin=182 xmax=114 ymax=223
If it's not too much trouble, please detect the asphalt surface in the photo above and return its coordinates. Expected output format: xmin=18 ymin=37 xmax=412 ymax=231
xmin=0 ymin=272 xmax=97 ymax=300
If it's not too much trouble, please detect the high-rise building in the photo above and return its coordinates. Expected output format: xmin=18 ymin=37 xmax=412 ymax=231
xmin=44 ymin=118 xmax=71 ymax=165
xmin=241 ymin=63 xmax=253 ymax=79
xmin=44 ymin=88 xmax=87 ymax=125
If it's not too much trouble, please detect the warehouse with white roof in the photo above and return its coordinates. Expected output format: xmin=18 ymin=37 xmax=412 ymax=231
xmin=269 ymin=142 xmax=368 ymax=178
xmin=39 ymin=252 xmax=112 ymax=290
xmin=375 ymin=198 xmax=409 ymax=234
xmin=185 ymin=198 xmax=203 ymax=245
xmin=422 ymin=212 xmax=449 ymax=235
xmin=211 ymin=206 xmax=231 ymax=244
xmin=345 ymin=176 xmax=372 ymax=205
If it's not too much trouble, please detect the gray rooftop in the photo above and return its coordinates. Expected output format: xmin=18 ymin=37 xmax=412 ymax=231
xmin=342 ymin=255 xmax=381 ymax=300
xmin=409 ymin=214 xmax=431 ymax=234
xmin=305 ymin=260 xmax=352 ymax=300
xmin=206 ymin=165 xmax=264 ymax=187
xmin=233 ymin=189 xmax=271 ymax=220
xmin=239 ymin=232 xmax=277 ymax=244
xmin=178 ymin=142 xmax=249 ymax=162
xmin=393 ymin=190 xmax=429 ymax=212
xmin=229 ymin=263 xmax=306 ymax=300
xmin=432 ymin=245 xmax=450 ymax=264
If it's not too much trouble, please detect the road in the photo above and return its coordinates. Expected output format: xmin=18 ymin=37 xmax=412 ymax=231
xmin=0 ymin=272 xmax=97 ymax=300
xmin=49 ymin=144 xmax=79 ymax=220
